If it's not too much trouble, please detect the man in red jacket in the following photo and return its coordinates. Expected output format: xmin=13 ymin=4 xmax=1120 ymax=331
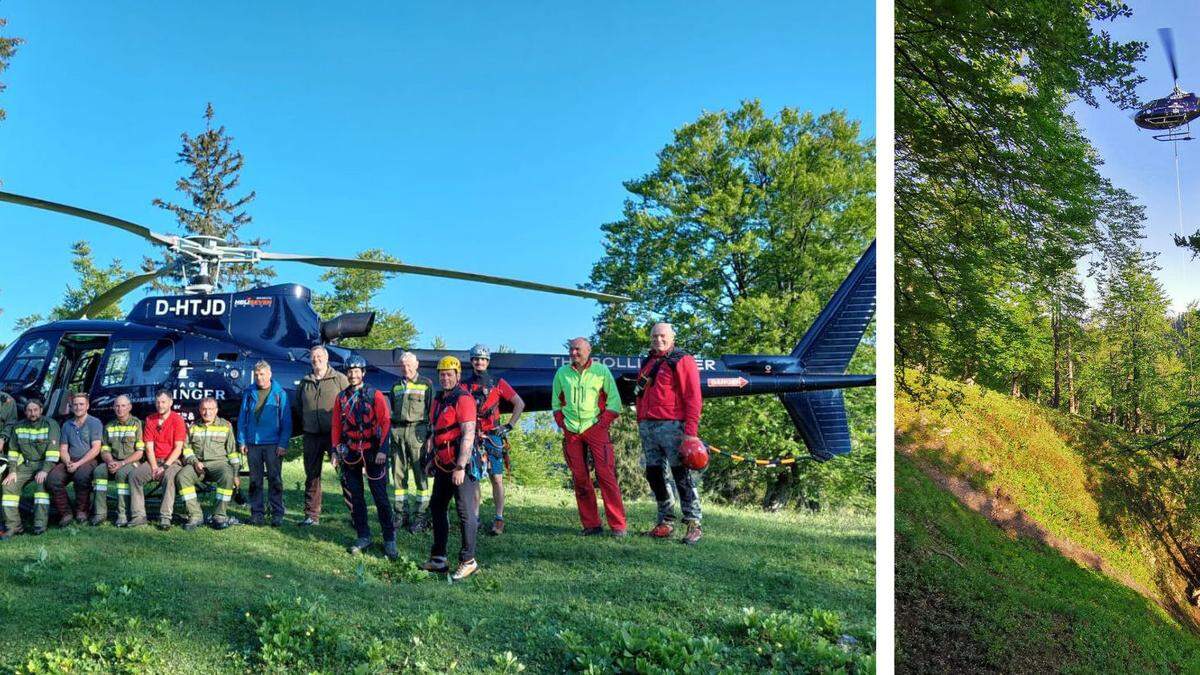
xmin=332 ymin=355 xmax=397 ymax=560
xmin=636 ymin=322 xmax=704 ymax=544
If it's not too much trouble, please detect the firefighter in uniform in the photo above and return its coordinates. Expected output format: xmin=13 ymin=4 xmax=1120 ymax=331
xmin=91 ymin=395 xmax=144 ymax=526
xmin=177 ymin=397 xmax=242 ymax=530
xmin=461 ymin=344 xmax=524 ymax=536
xmin=0 ymin=391 xmax=16 ymax=437
xmin=1 ymin=398 xmax=60 ymax=537
xmin=421 ymin=356 xmax=481 ymax=581
xmin=390 ymin=351 xmax=434 ymax=533
xmin=332 ymin=355 xmax=398 ymax=560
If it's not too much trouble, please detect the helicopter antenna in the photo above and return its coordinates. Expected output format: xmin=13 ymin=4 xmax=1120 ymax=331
xmin=1161 ymin=28 xmax=1180 ymax=89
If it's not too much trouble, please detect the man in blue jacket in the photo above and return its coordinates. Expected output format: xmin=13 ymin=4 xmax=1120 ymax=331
xmin=238 ymin=360 xmax=292 ymax=526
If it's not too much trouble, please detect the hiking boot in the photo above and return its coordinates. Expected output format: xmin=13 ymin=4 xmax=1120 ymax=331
xmin=581 ymin=526 xmax=603 ymax=536
xmin=682 ymin=521 xmax=702 ymax=545
xmin=298 ymin=516 xmax=319 ymax=527
xmin=420 ymin=557 xmax=449 ymax=573
xmin=125 ymin=517 xmax=147 ymax=529
xmin=611 ymin=529 xmax=628 ymax=538
xmin=645 ymin=521 xmax=674 ymax=538
xmin=451 ymin=559 xmax=479 ymax=581
xmin=489 ymin=517 xmax=505 ymax=536
xmin=89 ymin=515 xmax=106 ymax=527
xmin=347 ymin=537 xmax=372 ymax=555
xmin=383 ymin=539 xmax=399 ymax=561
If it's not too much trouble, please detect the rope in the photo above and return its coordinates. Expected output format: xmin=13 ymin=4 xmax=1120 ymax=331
xmin=706 ymin=444 xmax=815 ymax=468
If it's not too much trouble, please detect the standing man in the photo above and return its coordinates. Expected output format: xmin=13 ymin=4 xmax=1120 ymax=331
xmin=461 ymin=344 xmax=524 ymax=536
xmin=90 ymin=395 xmax=144 ymax=526
xmin=46 ymin=392 xmax=103 ymax=526
xmin=177 ymin=397 xmax=241 ymax=530
xmin=389 ymin=351 xmax=433 ymax=533
xmin=133 ymin=390 xmax=188 ymax=530
xmin=636 ymin=322 xmax=704 ymax=544
xmin=420 ymin=356 xmax=480 ymax=580
xmin=296 ymin=345 xmax=348 ymax=526
xmin=237 ymin=361 xmax=292 ymax=527
xmin=551 ymin=338 xmax=626 ymax=536
xmin=331 ymin=355 xmax=397 ymax=559
xmin=0 ymin=398 xmax=59 ymax=537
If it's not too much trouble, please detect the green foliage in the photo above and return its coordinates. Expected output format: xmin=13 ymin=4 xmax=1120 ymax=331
xmin=149 ymin=102 xmax=274 ymax=291
xmin=16 ymin=242 xmax=130 ymax=328
xmin=737 ymin=607 xmax=874 ymax=673
xmin=896 ymin=0 xmax=1145 ymax=392
xmin=559 ymin=623 xmax=725 ymax=674
xmin=588 ymin=100 xmax=875 ymax=511
xmin=504 ymin=412 xmax=567 ymax=488
xmin=245 ymin=595 xmax=389 ymax=674
xmin=311 ymin=248 xmax=418 ymax=349
xmin=18 ymin=622 xmax=161 ymax=674
xmin=0 ymin=11 xmax=21 ymax=124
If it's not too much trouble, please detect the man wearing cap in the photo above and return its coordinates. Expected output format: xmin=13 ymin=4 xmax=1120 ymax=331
xmin=636 ymin=322 xmax=704 ymax=545
xmin=461 ymin=344 xmax=524 ymax=536
xmin=551 ymin=337 xmax=626 ymax=536
xmin=332 ymin=355 xmax=397 ymax=559
xmin=389 ymin=351 xmax=434 ymax=533
xmin=296 ymin=345 xmax=348 ymax=526
xmin=421 ymin=355 xmax=480 ymax=580
xmin=131 ymin=390 xmax=188 ymax=529
xmin=90 ymin=395 xmax=144 ymax=526
xmin=46 ymin=392 xmax=104 ymax=526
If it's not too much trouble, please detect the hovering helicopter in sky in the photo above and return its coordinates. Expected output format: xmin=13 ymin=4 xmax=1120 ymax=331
xmin=1134 ymin=28 xmax=1200 ymax=142
xmin=0 ymin=191 xmax=875 ymax=460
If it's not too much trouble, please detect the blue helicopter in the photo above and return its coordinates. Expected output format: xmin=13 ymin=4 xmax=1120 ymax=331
xmin=0 ymin=191 xmax=875 ymax=460
xmin=1134 ymin=28 xmax=1200 ymax=142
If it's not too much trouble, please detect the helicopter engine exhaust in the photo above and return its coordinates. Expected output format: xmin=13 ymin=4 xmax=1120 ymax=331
xmin=321 ymin=312 xmax=376 ymax=342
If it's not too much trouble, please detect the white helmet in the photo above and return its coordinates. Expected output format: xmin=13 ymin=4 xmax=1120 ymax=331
xmin=469 ymin=344 xmax=491 ymax=360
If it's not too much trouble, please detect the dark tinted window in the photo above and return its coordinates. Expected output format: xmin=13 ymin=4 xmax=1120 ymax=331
xmin=0 ymin=337 xmax=52 ymax=386
xmin=101 ymin=339 xmax=175 ymax=387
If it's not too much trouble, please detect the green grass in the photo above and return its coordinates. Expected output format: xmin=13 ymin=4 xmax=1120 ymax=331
xmin=0 ymin=460 xmax=874 ymax=673
xmin=896 ymin=375 xmax=1200 ymax=672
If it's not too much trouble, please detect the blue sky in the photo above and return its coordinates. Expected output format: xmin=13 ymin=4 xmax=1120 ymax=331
xmin=0 ymin=2 xmax=874 ymax=352
xmin=1073 ymin=3 xmax=1200 ymax=312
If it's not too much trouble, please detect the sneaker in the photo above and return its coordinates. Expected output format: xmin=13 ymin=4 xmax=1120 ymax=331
xmin=383 ymin=539 xmax=399 ymax=561
xmin=298 ymin=517 xmax=319 ymax=527
xmin=183 ymin=520 xmax=203 ymax=531
xmin=347 ymin=537 xmax=372 ymax=555
xmin=581 ymin=526 xmax=603 ymax=536
xmin=420 ymin=557 xmax=449 ymax=573
xmin=489 ymin=517 xmax=505 ymax=536
xmin=451 ymin=559 xmax=479 ymax=581
xmin=645 ymin=521 xmax=674 ymax=538
xmin=89 ymin=515 xmax=106 ymax=527
xmin=682 ymin=521 xmax=702 ymax=545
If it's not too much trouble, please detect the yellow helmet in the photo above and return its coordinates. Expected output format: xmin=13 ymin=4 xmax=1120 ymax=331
xmin=436 ymin=355 xmax=461 ymax=372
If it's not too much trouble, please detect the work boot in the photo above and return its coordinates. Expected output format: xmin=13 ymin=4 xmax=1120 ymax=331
xmin=409 ymin=514 xmax=429 ymax=534
xmin=451 ymin=559 xmax=479 ymax=581
xmin=211 ymin=517 xmax=231 ymax=531
xmin=184 ymin=518 xmax=204 ymax=531
xmin=156 ymin=520 xmax=172 ymax=531
xmin=489 ymin=517 xmax=505 ymax=536
xmin=58 ymin=513 xmax=75 ymax=527
xmin=89 ymin=514 xmax=105 ymax=527
xmin=645 ymin=521 xmax=674 ymax=538
xmin=383 ymin=539 xmax=399 ymax=561
xmin=31 ymin=526 xmax=46 ymax=535
xmin=420 ymin=556 xmax=449 ymax=573
xmin=347 ymin=537 xmax=372 ymax=555
xmin=114 ymin=516 xmax=128 ymax=528
xmin=682 ymin=521 xmax=703 ymax=545
xmin=125 ymin=517 xmax=147 ymax=529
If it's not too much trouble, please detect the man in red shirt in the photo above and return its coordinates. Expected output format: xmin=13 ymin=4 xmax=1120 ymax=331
xmin=130 ymin=390 xmax=188 ymax=529
xmin=332 ymin=355 xmax=397 ymax=559
xmin=461 ymin=344 xmax=524 ymax=536
xmin=636 ymin=323 xmax=704 ymax=544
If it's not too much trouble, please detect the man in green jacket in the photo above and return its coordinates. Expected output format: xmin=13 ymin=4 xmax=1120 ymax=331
xmin=90 ymin=395 xmax=144 ymax=526
xmin=177 ymin=397 xmax=241 ymax=530
xmin=296 ymin=345 xmax=349 ymax=526
xmin=551 ymin=337 xmax=626 ymax=535
xmin=390 ymin=351 xmax=434 ymax=533
xmin=1 ymin=398 xmax=60 ymax=537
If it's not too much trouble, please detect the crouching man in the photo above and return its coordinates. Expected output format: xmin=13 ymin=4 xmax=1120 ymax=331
xmin=177 ymin=398 xmax=241 ymax=530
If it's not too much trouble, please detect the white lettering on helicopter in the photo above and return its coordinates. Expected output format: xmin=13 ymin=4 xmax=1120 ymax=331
xmin=153 ymin=298 xmax=227 ymax=317
xmin=174 ymin=379 xmax=228 ymax=402
xmin=547 ymin=356 xmax=718 ymax=371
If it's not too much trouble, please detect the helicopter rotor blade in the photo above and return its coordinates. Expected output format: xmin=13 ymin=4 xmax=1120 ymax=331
xmin=1160 ymin=27 xmax=1179 ymax=85
xmin=259 ymin=252 xmax=630 ymax=303
xmin=0 ymin=191 xmax=177 ymax=247
xmin=72 ymin=263 xmax=180 ymax=320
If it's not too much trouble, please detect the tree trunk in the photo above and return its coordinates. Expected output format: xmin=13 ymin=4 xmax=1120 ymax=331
xmin=1052 ymin=308 xmax=1062 ymax=408
xmin=1067 ymin=334 xmax=1078 ymax=414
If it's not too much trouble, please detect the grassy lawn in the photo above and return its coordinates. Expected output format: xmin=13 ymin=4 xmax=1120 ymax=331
xmin=0 ymin=459 xmax=874 ymax=673
xmin=896 ymin=455 xmax=1200 ymax=673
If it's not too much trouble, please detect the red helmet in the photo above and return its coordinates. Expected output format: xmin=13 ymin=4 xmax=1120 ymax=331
xmin=680 ymin=437 xmax=709 ymax=470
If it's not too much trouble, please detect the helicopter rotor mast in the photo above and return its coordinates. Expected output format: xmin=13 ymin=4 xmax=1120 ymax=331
xmin=0 ymin=190 xmax=629 ymax=318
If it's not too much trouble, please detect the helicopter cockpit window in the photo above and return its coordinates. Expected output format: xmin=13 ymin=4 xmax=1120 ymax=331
xmin=0 ymin=337 xmax=52 ymax=386
xmin=101 ymin=339 xmax=175 ymax=387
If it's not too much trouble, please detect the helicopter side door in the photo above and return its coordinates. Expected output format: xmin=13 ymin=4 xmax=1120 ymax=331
xmin=40 ymin=333 xmax=112 ymax=420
